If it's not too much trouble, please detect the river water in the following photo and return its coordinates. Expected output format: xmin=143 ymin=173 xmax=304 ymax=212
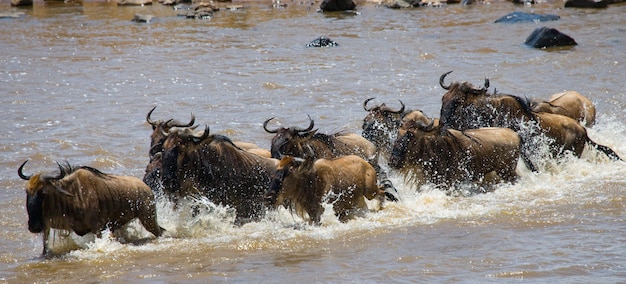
xmin=1 ymin=0 xmax=625 ymax=282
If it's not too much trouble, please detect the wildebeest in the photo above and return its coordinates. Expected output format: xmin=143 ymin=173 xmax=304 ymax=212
xmin=160 ymin=125 xmax=278 ymax=224
xmin=144 ymin=106 xmax=196 ymax=194
xmin=438 ymin=71 xmax=621 ymax=162
xmin=530 ymin=90 xmax=596 ymax=127
xmin=361 ymin=98 xmax=407 ymax=159
xmin=389 ymin=111 xmax=524 ymax=188
xmin=18 ymin=160 xmax=163 ymax=256
xmin=263 ymin=115 xmax=399 ymax=201
xmin=362 ymin=98 xmax=441 ymax=161
xmin=266 ymin=155 xmax=384 ymax=224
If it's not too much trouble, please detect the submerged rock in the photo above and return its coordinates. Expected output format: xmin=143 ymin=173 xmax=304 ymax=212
xmin=319 ymin=0 xmax=356 ymax=11
xmin=306 ymin=36 xmax=338 ymax=47
xmin=524 ymin=27 xmax=577 ymax=48
xmin=564 ymin=0 xmax=609 ymax=8
xmin=132 ymin=14 xmax=155 ymax=23
xmin=495 ymin=12 xmax=560 ymax=23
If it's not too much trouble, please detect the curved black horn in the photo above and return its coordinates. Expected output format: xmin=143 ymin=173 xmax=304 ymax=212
xmin=295 ymin=115 xmax=315 ymax=133
xmin=439 ymin=71 xmax=453 ymax=90
xmin=363 ymin=98 xmax=375 ymax=112
xmin=391 ymin=100 xmax=406 ymax=114
xmin=192 ymin=125 xmax=211 ymax=142
xmin=55 ymin=161 xmax=67 ymax=180
xmin=483 ymin=77 xmax=490 ymax=90
xmin=17 ymin=160 xmax=32 ymax=180
xmin=170 ymin=113 xmax=196 ymax=128
xmin=146 ymin=106 xmax=158 ymax=126
xmin=263 ymin=117 xmax=279 ymax=134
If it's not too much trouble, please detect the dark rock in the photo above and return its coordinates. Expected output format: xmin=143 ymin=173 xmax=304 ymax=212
xmin=495 ymin=12 xmax=560 ymax=23
xmin=524 ymin=27 xmax=577 ymax=48
xmin=11 ymin=0 xmax=32 ymax=6
xmin=306 ymin=36 xmax=338 ymax=47
xmin=564 ymin=0 xmax=609 ymax=8
xmin=132 ymin=14 xmax=155 ymax=23
xmin=320 ymin=0 xmax=356 ymax=11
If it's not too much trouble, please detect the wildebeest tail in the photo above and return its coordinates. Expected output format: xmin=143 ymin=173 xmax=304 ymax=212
xmin=519 ymin=136 xmax=538 ymax=172
xmin=587 ymin=139 xmax=622 ymax=161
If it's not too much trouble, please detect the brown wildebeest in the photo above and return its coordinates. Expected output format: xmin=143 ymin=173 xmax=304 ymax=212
xmin=18 ymin=160 xmax=163 ymax=256
xmin=530 ymin=90 xmax=596 ymax=127
xmin=264 ymin=115 xmax=399 ymax=201
xmin=389 ymin=111 xmax=525 ymax=188
xmin=266 ymin=155 xmax=384 ymax=224
xmin=438 ymin=71 xmax=621 ymax=162
xmin=160 ymin=125 xmax=278 ymax=224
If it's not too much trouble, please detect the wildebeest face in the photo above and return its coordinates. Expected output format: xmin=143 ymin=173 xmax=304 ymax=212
xmin=389 ymin=130 xmax=413 ymax=169
xmin=361 ymin=98 xmax=405 ymax=148
xmin=270 ymin=130 xmax=314 ymax=159
xmin=264 ymin=116 xmax=315 ymax=159
xmin=26 ymin=190 xmax=45 ymax=233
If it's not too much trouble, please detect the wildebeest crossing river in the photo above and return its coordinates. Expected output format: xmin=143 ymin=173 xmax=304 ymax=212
xmin=1 ymin=0 xmax=625 ymax=282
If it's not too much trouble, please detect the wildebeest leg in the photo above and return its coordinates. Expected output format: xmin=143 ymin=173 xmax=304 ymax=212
xmin=372 ymin=163 xmax=399 ymax=202
xmin=42 ymin=227 xmax=50 ymax=257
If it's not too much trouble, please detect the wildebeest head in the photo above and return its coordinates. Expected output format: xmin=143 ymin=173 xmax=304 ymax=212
xmin=146 ymin=106 xmax=196 ymax=158
xmin=361 ymin=98 xmax=406 ymax=149
xmin=159 ymin=125 xmax=212 ymax=194
xmin=389 ymin=112 xmax=437 ymax=169
xmin=263 ymin=115 xmax=316 ymax=159
xmin=18 ymin=160 xmax=74 ymax=234
xmin=265 ymin=155 xmax=310 ymax=207
xmin=439 ymin=71 xmax=490 ymax=128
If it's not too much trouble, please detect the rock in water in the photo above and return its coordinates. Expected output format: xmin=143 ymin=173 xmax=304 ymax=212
xmin=524 ymin=27 xmax=577 ymax=48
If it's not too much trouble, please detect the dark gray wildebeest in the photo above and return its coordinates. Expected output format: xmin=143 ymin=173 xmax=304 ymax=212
xmin=438 ymin=71 xmax=621 ymax=164
xmin=159 ymin=125 xmax=278 ymax=225
xmin=18 ymin=160 xmax=164 ymax=256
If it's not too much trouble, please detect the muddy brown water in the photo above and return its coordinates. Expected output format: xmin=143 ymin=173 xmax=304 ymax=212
xmin=1 ymin=0 xmax=625 ymax=282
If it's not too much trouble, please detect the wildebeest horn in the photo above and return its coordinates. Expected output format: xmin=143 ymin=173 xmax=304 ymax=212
xmin=17 ymin=159 xmax=32 ymax=180
xmin=295 ymin=115 xmax=315 ymax=133
xmin=192 ymin=125 xmax=211 ymax=142
xmin=263 ymin=117 xmax=278 ymax=134
xmin=55 ymin=161 xmax=68 ymax=180
xmin=146 ymin=106 xmax=158 ymax=127
xmin=417 ymin=119 xmax=436 ymax=132
xmin=483 ymin=78 xmax=490 ymax=90
xmin=439 ymin=71 xmax=453 ymax=90
xmin=169 ymin=113 xmax=195 ymax=128
xmin=363 ymin=98 xmax=375 ymax=111
xmin=391 ymin=100 xmax=406 ymax=114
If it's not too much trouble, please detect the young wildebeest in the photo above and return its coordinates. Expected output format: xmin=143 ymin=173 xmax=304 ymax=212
xmin=438 ymin=71 xmax=621 ymax=162
xmin=263 ymin=115 xmax=399 ymax=202
xmin=266 ymin=155 xmax=384 ymax=224
xmin=390 ymin=111 xmax=525 ymax=188
xmin=18 ymin=160 xmax=164 ymax=256
xmin=160 ymin=125 xmax=278 ymax=224
xmin=530 ymin=90 xmax=596 ymax=127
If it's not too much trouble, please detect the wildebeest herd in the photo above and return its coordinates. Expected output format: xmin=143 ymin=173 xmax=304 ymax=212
xmin=18 ymin=71 xmax=623 ymax=256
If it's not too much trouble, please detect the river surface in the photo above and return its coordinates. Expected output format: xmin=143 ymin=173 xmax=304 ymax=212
xmin=1 ymin=0 xmax=625 ymax=282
